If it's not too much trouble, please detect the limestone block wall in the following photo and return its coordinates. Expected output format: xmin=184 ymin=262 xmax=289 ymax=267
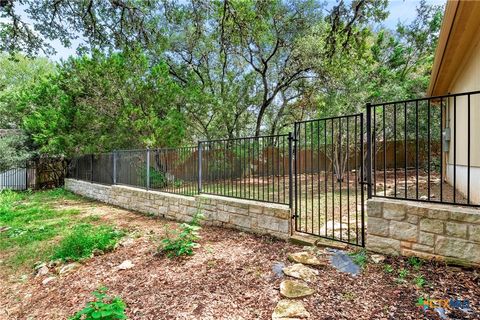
xmin=367 ymin=198 xmax=480 ymax=266
xmin=65 ymin=179 xmax=290 ymax=239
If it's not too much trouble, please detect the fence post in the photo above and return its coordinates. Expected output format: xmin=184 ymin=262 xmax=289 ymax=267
xmin=366 ymin=103 xmax=373 ymax=199
xmin=113 ymin=151 xmax=117 ymax=185
xmin=288 ymin=132 xmax=293 ymax=211
xmin=198 ymin=141 xmax=202 ymax=193
xmin=146 ymin=148 xmax=150 ymax=191
xmin=90 ymin=154 xmax=94 ymax=183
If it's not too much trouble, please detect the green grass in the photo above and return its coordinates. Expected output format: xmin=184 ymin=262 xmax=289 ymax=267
xmin=0 ymin=188 xmax=122 ymax=271
xmin=53 ymin=224 xmax=124 ymax=262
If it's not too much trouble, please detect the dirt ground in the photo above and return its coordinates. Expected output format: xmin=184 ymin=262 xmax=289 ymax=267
xmin=1 ymin=198 xmax=479 ymax=320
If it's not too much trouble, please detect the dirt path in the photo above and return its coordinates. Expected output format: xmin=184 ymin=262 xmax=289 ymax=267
xmin=1 ymin=199 xmax=479 ymax=319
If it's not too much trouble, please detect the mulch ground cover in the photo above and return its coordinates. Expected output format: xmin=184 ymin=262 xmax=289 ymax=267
xmin=1 ymin=200 xmax=479 ymax=319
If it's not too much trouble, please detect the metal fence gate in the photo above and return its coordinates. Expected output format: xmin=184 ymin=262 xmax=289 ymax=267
xmin=293 ymin=114 xmax=365 ymax=246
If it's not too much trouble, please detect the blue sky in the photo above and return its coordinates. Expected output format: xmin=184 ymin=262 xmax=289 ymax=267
xmin=14 ymin=0 xmax=446 ymax=61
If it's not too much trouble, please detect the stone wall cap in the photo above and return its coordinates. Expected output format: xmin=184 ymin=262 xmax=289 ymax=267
xmin=368 ymin=198 xmax=480 ymax=215
xmin=196 ymin=194 xmax=289 ymax=210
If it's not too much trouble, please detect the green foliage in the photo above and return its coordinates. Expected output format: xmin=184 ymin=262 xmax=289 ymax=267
xmin=70 ymin=287 xmax=127 ymax=320
xmin=414 ymin=275 xmax=426 ymax=288
xmin=349 ymin=249 xmax=367 ymax=268
xmin=147 ymin=167 xmax=167 ymax=188
xmin=407 ymin=256 xmax=423 ymax=270
xmin=383 ymin=264 xmax=394 ymax=274
xmin=159 ymin=212 xmax=204 ymax=258
xmin=0 ymin=1 xmax=444 ymax=151
xmin=0 ymin=188 xmax=93 ymax=269
xmin=52 ymin=224 xmax=123 ymax=262
xmin=19 ymin=50 xmax=185 ymax=156
xmin=396 ymin=268 xmax=409 ymax=283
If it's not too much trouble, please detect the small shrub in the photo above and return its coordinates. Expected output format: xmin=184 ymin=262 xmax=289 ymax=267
xmin=407 ymin=256 xmax=423 ymax=270
xmin=396 ymin=268 xmax=409 ymax=283
xmin=158 ymin=212 xmax=203 ymax=258
xmin=70 ymin=287 xmax=127 ymax=320
xmin=384 ymin=264 xmax=394 ymax=273
xmin=53 ymin=224 xmax=123 ymax=261
xmin=349 ymin=249 xmax=367 ymax=268
xmin=414 ymin=275 xmax=426 ymax=288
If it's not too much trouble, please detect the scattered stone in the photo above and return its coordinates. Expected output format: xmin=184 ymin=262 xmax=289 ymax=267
xmin=34 ymin=262 xmax=47 ymax=271
xmin=92 ymin=248 xmax=105 ymax=256
xmin=325 ymin=221 xmax=358 ymax=240
xmin=282 ymin=264 xmax=319 ymax=282
xmin=272 ymin=299 xmax=310 ymax=319
xmin=42 ymin=276 xmax=56 ymax=285
xmin=35 ymin=265 xmax=49 ymax=277
xmin=272 ymin=262 xmax=286 ymax=278
xmin=116 ymin=260 xmax=134 ymax=270
xmin=302 ymin=246 xmax=320 ymax=254
xmin=59 ymin=262 xmax=81 ymax=275
xmin=371 ymin=254 xmax=385 ymax=264
xmin=279 ymin=280 xmax=315 ymax=298
xmin=120 ymin=237 xmax=135 ymax=247
xmin=287 ymin=252 xmax=325 ymax=266
xmin=48 ymin=259 xmax=62 ymax=268
xmin=329 ymin=251 xmax=360 ymax=276
xmin=0 ymin=226 xmax=11 ymax=233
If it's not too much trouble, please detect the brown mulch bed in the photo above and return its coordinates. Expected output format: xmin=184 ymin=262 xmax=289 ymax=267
xmin=1 ymin=202 xmax=479 ymax=320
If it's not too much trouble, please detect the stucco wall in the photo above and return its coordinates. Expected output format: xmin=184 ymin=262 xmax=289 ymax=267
xmin=442 ymin=32 xmax=480 ymax=203
xmin=367 ymin=198 xmax=480 ymax=266
xmin=65 ymin=178 xmax=291 ymax=239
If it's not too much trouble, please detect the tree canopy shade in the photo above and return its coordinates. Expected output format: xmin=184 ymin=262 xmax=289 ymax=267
xmin=0 ymin=0 xmax=166 ymax=56
xmin=3 ymin=51 xmax=185 ymax=156
xmin=0 ymin=0 xmax=444 ymax=156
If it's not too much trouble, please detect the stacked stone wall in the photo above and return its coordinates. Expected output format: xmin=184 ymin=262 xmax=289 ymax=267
xmin=65 ymin=179 xmax=290 ymax=239
xmin=367 ymin=198 xmax=480 ymax=266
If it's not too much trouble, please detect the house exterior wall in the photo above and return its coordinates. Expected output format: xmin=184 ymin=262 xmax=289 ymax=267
xmin=443 ymin=31 xmax=480 ymax=204
xmin=367 ymin=198 xmax=480 ymax=266
xmin=65 ymin=178 xmax=291 ymax=239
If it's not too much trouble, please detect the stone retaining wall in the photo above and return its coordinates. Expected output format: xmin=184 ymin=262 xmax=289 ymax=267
xmin=367 ymin=198 xmax=480 ymax=266
xmin=65 ymin=179 xmax=290 ymax=239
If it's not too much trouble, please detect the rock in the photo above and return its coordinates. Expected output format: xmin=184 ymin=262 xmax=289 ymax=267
xmin=42 ymin=276 xmax=56 ymax=285
xmin=330 ymin=251 xmax=361 ymax=276
xmin=34 ymin=262 xmax=46 ymax=270
xmin=116 ymin=260 xmax=134 ymax=270
xmin=371 ymin=254 xmax=385 ymax=264
xmin=279 ymin=280 xmax=315 ymax=298
xmin=35 ymin=265 xmax=49 ymax=277
xmin=0 ymin=226 xmax=11 ymax=233
xmin=282 ymin=264 xmax=319 ymax=282
xmin=419 ymin=195 xmax=428 ymax=200
xmin=272 ymin=262 xmax=286 ymax=278
xmin=48 ymin=259 xmax=62 ymax=268
xmin=287 ymin=252 xmax=325 ymax=266
xmin=59 ymin=262 xmax=81 ymax=275
xmin=120 ymin=237 xmax=135 ymax=247
xmin=92 ymin=248 xmax=105 ymax=256
xmin=325 ymin=221 xmax=359 ymax=240
xmin=272 ymin=299 xmax=310 ymax=319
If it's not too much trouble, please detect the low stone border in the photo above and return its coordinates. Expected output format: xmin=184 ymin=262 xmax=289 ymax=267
xmin=367 ymin=198 xmax=480 ymax=266
xmin=65 ymin=179 xmax=291 ymax=239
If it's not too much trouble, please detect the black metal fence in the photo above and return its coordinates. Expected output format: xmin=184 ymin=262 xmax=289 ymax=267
xmin=69 ymin=147 xmax=199 ymax=196
xmin=294 ymin=114 xmax=365 ymax=246
xmin=366 ymin=90 xmax=480 ymax=207
xmin=199 ymin=134 xmax=291 ymax=204
xmin=1 ymin=158 xmax=67 ymax=191
xmin=67 ymin=89 xmax=479 ymax=245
